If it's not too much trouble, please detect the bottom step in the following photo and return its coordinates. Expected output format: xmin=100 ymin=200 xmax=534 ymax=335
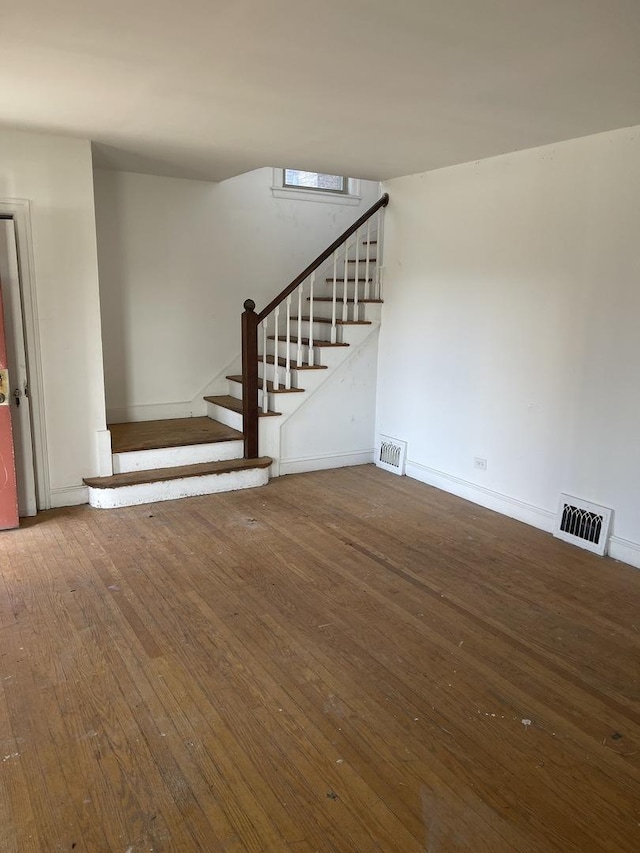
xmin=84 ymin=457 xmax=272 ymax=509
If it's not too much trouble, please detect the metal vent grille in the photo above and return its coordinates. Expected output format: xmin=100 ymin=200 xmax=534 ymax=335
xmin=553 ymin=494 xmax=612 ymax=556
xmin=376 ymin=435 xmax=407 ymax=476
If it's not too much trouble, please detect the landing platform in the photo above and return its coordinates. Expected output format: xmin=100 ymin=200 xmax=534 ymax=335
xmin=109 ymin=417 xmax=243 ymax=453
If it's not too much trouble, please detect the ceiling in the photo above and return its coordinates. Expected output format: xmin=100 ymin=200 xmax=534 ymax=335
xmin=1 ymin=0 xmax=640 ymax=183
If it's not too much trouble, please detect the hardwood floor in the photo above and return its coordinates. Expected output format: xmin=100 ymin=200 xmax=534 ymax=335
xmin=1 ymin=465 xmax=639 ymax=852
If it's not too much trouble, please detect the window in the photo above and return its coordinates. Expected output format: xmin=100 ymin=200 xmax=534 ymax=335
xmin=283 ymin=170 xmax=347 ymax=194
xmin=272 ymin=169 xmax=361 ymax=205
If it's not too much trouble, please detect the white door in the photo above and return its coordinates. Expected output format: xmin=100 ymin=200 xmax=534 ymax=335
xmin=0 ymin=218 xmax=37 ymax=516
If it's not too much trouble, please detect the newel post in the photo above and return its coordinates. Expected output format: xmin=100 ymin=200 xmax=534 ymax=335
xmin=241 ymin=299 xmax=259 ymax=459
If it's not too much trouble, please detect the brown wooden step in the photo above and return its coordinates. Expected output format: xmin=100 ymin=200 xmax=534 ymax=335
xmin=363 ymin=239 xmax=378 ymax=244
xmin=84 ymin=456 xmax=272 ymax=489
xmin=291 ymin=316 xmax=371 ymax=326
xmin=204 ymin=395 xmax=281 ymax=417
xmin=226 ymin=375 xmax=305 ymax=393
xmin=258 ymin=354 xmax=327 ymax=370
xmin=108 ymin=416 xmax=242 ymax=454
xmin=348 ymin=258 xmax=377 ymax=262
xmin=309 ymin=297 xmax=383 ymax=304
xmin=268 ymin=335 xmax=348 ymax=348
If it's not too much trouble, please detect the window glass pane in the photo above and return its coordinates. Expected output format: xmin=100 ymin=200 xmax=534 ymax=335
xmin=284 ymin=170 xmax=345 ymax=192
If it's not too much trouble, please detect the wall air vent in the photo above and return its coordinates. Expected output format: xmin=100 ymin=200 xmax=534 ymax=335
xmin=376 ymin=435 xmax=407 ymax=476
xmin=553 ymin=494 xmax=612 ymax=556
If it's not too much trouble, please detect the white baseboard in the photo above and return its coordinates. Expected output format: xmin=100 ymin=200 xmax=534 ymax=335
xmin=608 ymin=536 xmax=640 ymax=570
xmin=49 ymin=485 xmax=89 ymax=508
xmin=405 ymin=460 xmax=555 ymax=533
xmin=107 ymin=400 xmax=204 ymax=424
xmin=405 ymin=460 xmax=640 ymax=571
xmin=279 ymin=448 xmax=375 ymax=477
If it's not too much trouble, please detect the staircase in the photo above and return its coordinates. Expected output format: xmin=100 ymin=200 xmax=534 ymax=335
xmin=84 ymin=194 xmax=388 ymax=508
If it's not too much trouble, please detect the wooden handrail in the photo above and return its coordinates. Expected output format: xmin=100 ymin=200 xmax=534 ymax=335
xmin=256 ymin=193 xmax=389 ymax=322
xmin=241 ymin=192 xmax=389 ymax=459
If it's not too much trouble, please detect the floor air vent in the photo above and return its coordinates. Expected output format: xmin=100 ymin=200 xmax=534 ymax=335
xmin=553 ymin=494 xmax=612 ymax=556
xmin=376 ymin=435 xmax=407 ymax=476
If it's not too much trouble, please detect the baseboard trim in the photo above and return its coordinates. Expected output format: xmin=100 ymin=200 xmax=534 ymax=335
xmin=405 ymin=460 xmax=640 ymax=571
xmin=608 ymin=536 xmax=640 ymax=570
xmin=107 ymin=401 xmax=201 ymax=424
xmin=49 ymin=485 xmax=89 ymax=508
xmin=405 ymin=460 xmax=555 ymax=533
xmin=279 ymin=448 xmax=375 ymax=477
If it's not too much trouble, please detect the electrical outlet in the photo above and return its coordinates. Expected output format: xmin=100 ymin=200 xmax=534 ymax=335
xmin=474 ymin=457 xmax=487 ymax=471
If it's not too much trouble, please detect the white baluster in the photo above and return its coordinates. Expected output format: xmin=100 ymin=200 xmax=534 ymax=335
xmin=308 ymin=272 xmax=315 ymax=367
xmin=296 ymin=283 xmax=303 ymax=367
xmin=364 ymin=220 xmax=371 ymax=301
xmin=273 ymin=306 xmax=280 ymax=390
xmin=262 ymin=321 xmax=268 ymax=413
xmin=285 ymin=294 xmax=292 ymax=390
xmin=354 ymin=226 xmax=360 ymax=317
xmin=342 ymin=235 xmax=349 ymax=322
xmin=331 ymin=251 xmax=338 ymax=344
xmin=376 ymin=208 xmax=384 ymax=300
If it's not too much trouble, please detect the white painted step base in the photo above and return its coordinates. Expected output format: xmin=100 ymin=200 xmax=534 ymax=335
xmin=87 ymin=465 xmax=270 ymax=509
xmin=113 ymin=439 xmax=244 ymax=473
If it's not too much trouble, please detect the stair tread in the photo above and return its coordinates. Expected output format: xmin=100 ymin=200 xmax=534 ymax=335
xmin=84 ymin=456 xmax=272 ymax=489
xmin=326 ymin=277 xmax=372 ymax=282
xmin=309 ymin=297 xmax=383 ymax=304
xmin=363 ymin=239 xmax=378 ymax=244
xmin=348 ymin=258 xmax=377 ymax=262
xmin=226 ymin=375 xmax=305 ymax=393
xmin=292 ymin=316 xmax=371 ymax=326
xmin=109 ymin=416 xmax=243 ymax=453
xmin=205 ymin=394 xmax=281 ymax=417
xmin=268 ymin=335 xmax=348 ymax=347
xmin=259 ymin=354 xmax=327 ymax=370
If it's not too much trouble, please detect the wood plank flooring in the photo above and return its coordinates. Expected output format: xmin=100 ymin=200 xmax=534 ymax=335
xmin=1 ymin=465 xmax=639 ymax=852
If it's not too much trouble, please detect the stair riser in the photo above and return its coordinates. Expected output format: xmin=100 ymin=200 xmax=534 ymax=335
xmin=268 ymin=339 xmax=318 ymax=363
xmin=259 ymin=393 xmax=300 ymax=417
xmin=288 ymin=320 xmax=344 ymax=343
xmin=303 ymin=302 xmax=342 ymax=322
xmin=271 ymin=323 xmax=372 ymax=361
xmin=113 ymin=440 xmax=244 ymax=474
xmin=228 ymin=382 xmax=243 ymax=402
xmin=206 ymin=401 xmax=243 ymax=431
xmin=87 ymin=466 xmax=270 ymax=509
xmin=318 ymin=285 xmax=378 ymax=300
xmin=306 ymin=256 xmax=377 ymax=286
xmin=305 ymin=302 xmax=382 ymax=323
xmin=257 ymin=361 xmax=310 ymax=384
xmin=227 ymin=380 xmax=301 ymax=404
xmin=258 ymin=363 xmax=327 ymax=393
xmin=225 ymin=381 xmax=301 ymax=418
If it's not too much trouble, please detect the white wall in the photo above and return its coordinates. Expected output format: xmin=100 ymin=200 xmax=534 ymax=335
xmin=0 ymin=128 xmax=107 ymax=507
xmin=377 ymin=125 xmax=640 ymax=568
xmin=278 ymin=328 xmax=380 ymax=475
xmin=94 ymin=168 xmax=380 ymax=422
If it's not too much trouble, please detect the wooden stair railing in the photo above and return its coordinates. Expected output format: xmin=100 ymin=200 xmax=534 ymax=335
xmin=241 ymin=192 xmax=389 ymax=459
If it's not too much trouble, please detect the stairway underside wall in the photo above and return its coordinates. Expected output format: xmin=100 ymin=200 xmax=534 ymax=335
xmin=276 ymin=329 xmax=379 ymax=476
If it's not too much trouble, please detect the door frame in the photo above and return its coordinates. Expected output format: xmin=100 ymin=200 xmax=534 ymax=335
xmin=0 ymin=199 xmax=50 ymax=510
